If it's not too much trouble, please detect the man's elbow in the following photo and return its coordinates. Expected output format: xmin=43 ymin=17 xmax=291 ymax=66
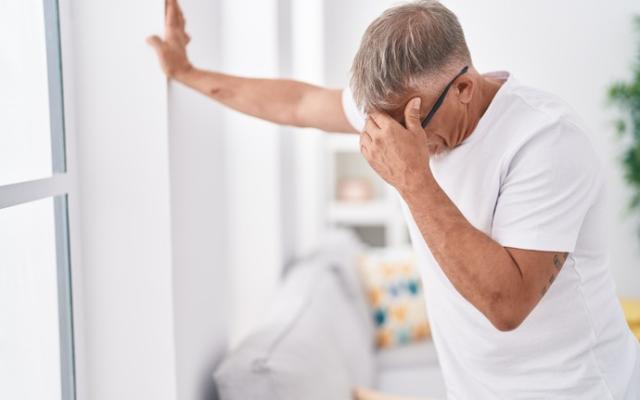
xmin=486 ymin=297 xmax=528 ymax=332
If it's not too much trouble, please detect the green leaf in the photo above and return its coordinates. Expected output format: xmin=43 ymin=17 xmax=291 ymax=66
xmin=609 ymin=15 xmax=640 ymax=216
xmin=615 ymin=119 xmax=627 ymax=138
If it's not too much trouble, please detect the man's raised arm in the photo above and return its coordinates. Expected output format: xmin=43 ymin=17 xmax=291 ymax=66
xmin=146 ymin=0 xmax=356 ymax=133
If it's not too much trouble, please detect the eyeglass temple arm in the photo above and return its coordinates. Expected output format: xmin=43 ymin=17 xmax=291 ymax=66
xmin=421 ymin=65 xmax=469 ymax=128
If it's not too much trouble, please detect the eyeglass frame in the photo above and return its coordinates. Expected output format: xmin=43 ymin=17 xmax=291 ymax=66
xmin=420 ymin=65 xmax=470 ymax=129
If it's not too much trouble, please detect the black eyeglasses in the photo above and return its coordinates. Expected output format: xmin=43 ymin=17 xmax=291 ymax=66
xmin=420 ymin=65 xmax=469 ymax=129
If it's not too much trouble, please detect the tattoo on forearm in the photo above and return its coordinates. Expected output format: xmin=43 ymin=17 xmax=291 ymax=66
xmin=542 ymin=253 xmax=568 ymax=297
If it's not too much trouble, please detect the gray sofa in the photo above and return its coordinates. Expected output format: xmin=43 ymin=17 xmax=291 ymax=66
xmin=212 ymin=229 xmax=446 ymax=400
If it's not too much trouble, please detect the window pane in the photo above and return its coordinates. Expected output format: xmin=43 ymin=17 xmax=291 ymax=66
xmin=0 ymin=197 xmax=62 ymax=400
xmin=0 ymin=0 xmax=65 ymax=185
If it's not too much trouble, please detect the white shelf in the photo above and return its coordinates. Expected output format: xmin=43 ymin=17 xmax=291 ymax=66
xmin=324 ymin=132 xmax=410 ymax=248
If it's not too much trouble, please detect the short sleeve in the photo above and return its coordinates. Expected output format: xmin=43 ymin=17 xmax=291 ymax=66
xmin=341 ymin=86 xmax=367 ymax=132
xmin=491 ymin=122 xmax=602 ymax=253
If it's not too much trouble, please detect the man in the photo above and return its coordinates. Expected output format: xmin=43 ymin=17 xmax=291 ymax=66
xmin=148 ymin=1 xmax=640 ymax=399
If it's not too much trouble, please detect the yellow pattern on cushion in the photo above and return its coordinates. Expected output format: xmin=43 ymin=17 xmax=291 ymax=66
xmin=357 ymin=247 xmax=431 ymax=349
xmin=376 ymin=328 xmax=393 ymax=348
xmin=620 ymin=298 xmax=640 ymax=341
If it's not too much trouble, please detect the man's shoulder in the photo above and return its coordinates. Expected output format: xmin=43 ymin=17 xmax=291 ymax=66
xmin=494 ymin=82 xmax=598 ymax=168
xmin=499 ymin=111 xmax=603 ymax=200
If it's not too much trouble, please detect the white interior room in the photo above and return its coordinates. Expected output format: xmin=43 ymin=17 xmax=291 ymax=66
xmin=2 ymin=0 xmax=640 ymax=399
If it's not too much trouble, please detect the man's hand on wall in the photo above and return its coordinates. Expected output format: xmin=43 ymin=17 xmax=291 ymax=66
xmin=146 ymin=0 xmax=193 ymax=79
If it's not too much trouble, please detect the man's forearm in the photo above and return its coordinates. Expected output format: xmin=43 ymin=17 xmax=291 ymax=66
xmin=399 ymin=168 xmax=527 ymax=331
xmin=174 ymin=66 xmax=319 ymax=127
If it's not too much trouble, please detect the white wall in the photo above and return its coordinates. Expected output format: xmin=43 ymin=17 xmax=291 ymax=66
xmin=290 ymin=0 xmax=330 ymax=259
xmin=168 ymin=0 xmax=229 ymax=399
xmin=219 ymin=0 xmax=285 ymax=347
xmin=68 ymin=0 xmax=231 ymax=399
xmin=324 ymin=0 xmax=640 ymax=296
xmin=69 ymin=0 xmax=178 ymax=398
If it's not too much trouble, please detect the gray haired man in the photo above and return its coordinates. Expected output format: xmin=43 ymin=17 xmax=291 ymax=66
xmin=148 ymin=0 xmax=640 ymax=398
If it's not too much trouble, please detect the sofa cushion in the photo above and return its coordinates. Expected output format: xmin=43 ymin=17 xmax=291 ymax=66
xmin=213 ymin=257 xmax=376 ymax=400
xmin=357 ymin=246 xmax=430 ymax=349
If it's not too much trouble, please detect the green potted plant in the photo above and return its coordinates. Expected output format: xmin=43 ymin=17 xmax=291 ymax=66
xmin=608 ymin=16 xmax=640 ymax=218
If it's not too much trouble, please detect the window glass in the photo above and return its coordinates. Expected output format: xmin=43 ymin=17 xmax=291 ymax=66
xmin=0 ymin=197 xmax=62 ymax=400
xmin=0 ymin=1 xmax=55 ymax=185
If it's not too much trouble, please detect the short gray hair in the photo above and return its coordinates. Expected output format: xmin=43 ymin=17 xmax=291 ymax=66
xmin=349 ymin=0 xmax=471 ymax=113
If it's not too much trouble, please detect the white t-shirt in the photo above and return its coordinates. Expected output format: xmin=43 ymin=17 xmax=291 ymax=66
xmin=342 ymin=71 xmax=640 ymax=399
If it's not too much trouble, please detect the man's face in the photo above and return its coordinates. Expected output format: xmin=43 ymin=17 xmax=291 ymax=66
xmin=381 ymin=68 xmax=474 ymax=157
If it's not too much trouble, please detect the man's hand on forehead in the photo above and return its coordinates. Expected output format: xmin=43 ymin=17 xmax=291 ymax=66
xmin=358 ymin=97 xmax=431 ymax=194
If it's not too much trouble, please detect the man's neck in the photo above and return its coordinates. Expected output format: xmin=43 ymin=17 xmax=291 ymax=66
xmin=460 ymin=75 xmax=504 ymax=143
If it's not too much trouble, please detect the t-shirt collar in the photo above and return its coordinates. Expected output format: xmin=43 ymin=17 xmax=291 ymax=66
xmin=456 ymin=70 xmax=513 ymax=147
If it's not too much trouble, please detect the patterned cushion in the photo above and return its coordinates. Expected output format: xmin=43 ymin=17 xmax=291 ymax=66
xmin=357 ymin=247 xmax=430 ymax=349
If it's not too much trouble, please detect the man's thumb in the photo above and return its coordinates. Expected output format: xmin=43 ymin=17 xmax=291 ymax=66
xmin=404 ymin=97 xmax=422 ymax=131
xmin=146 ymin=35 xmax=163 ymax=51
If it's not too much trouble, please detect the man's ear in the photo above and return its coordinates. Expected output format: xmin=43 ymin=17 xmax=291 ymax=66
xmin=455 ymin=76 xmax=475 ymax=104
